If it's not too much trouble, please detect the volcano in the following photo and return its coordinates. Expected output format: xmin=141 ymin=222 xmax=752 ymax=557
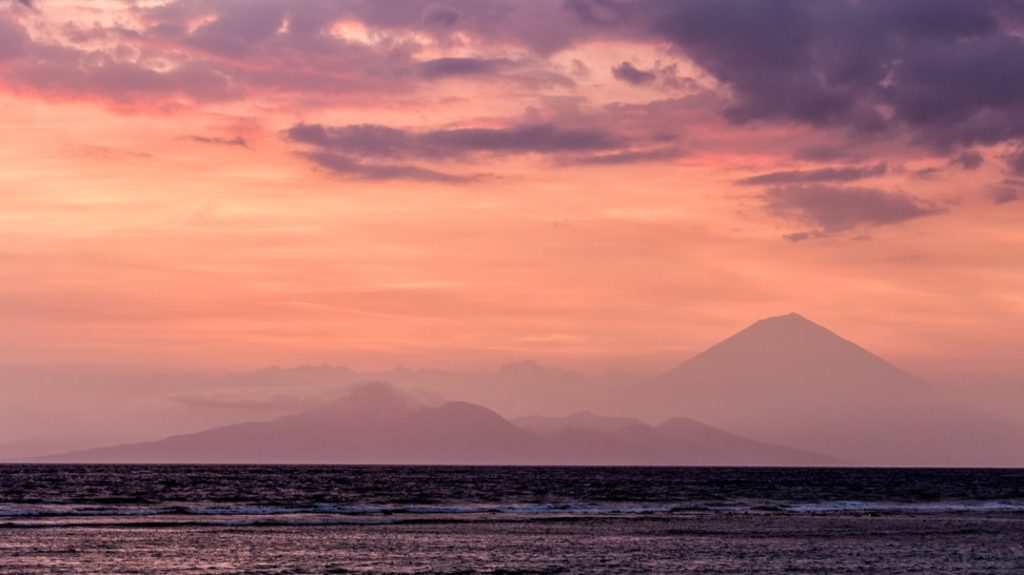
xmin=645 ymin=313 xmax=1023 ymax=466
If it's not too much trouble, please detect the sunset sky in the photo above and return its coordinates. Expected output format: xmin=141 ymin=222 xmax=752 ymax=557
xmin=2 ymin=0 xmax=1024 ymax=383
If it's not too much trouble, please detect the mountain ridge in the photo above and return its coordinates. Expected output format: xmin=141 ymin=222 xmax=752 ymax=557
xmin=30 ymin=382 xmax=835 ymax=466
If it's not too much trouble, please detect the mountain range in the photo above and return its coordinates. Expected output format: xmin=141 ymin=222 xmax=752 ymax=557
xmin=37 ymin=382 xmax=834 ymax=465
xmin=21 ymin=313 xmax=1024 ymax=466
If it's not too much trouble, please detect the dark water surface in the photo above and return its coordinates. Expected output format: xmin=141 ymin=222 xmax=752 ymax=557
xmin=2 ymin=465 xmax=1023 ymax=573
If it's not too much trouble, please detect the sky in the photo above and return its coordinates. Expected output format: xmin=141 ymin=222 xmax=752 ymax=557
xmin=1 ymin=0 xmax=1024 ymax=387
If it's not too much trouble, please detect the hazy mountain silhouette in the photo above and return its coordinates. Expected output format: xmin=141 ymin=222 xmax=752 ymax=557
xmin=27 ymin=313 xmax=1022 ymax=466
xmin=515 ymin=412 xmax=836 ymax=466
xmin=154 ymin=361 xmax=636 ymax=422
xmin=0 ymin=437 xmax=93 ymax=461
xmin=514 ymin=411 xmax=643 ymax=434
xmin=35 ymin=383 xmax=834 ymax=465
xmin=40 ymin=383 xmax=540 ymax=464
xmin=645 ymin=313 xmax=1024 ymax=466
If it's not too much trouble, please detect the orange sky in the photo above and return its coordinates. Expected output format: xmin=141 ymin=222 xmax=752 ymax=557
xmin=1 ymin=0 xmax=1023 ymax=384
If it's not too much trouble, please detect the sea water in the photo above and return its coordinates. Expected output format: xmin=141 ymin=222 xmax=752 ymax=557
xmin=1 ymin=465 xmax=1023 ymax=573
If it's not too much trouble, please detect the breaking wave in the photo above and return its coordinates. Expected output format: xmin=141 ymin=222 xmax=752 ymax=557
xmin=3 ymin=499 xmax=1024 ymax=528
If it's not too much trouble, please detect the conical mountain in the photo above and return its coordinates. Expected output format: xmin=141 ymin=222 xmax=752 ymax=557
xmin=644 ymin=313 xmax=1023 ymax=466
xmin=655 ymin=312 xmax=926 ymax=397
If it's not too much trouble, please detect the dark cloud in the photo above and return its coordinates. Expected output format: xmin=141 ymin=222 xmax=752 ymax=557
xmin=0 ymin=18 xmax=29 ymax=61
xmin=564 ymin=146 xmax=685 ymax=165
xmin=990 ymin=178 xmax=1024 ymax=204
xmin=1007 ymin=143 xmax=1024 ymax=175
xmin=563 ymin=0 xmax=639 ymax=27
xmin=1 ymin=1 xmax=580 ymax=105
xmin=657 ymin=65 xmax=700 ymax=92
xmin=612 ymin=62 xmax=656 ymax=85
xmin=2 ymin=43 xmax=241 ymax=103
xmin=951 ymin=150 xmax=984 ymax=170
xmin=288 ymin=123 xmax=418 ymax=158
xmin=422 ymin=5 xmax=461 ymax=28
xmin=782 ymin=231 xmax=817 ymax=243
xmin=419 ymin=57 xmax=512 ymax=79
xmin=287 ymin=120 xmax=681 ymax=181
xmin=182 ymin=0 xmax=289 ymax=58
xmin=300 ymin=152 xmax=476 ymax=184
xmin=570 ymin=58 xmax=591 ymax=78
xmin=287 ymin=120 xmax=632 ymax=183
xmin=155 ymin=0 xmax=594 ymax=56
xmin=792 ymin=146 xmax=868 ymax=164
xmin=187 ymin=136 xmax=251 ymax=149
xmin=635 ymin=0 xmax=1024 ymax=153
xmin=416 ymin=56 xmax=573 ymax=87
xmin=430 ymin=124 xmax=622 ymax=154
xmin=652 ymin=0 xmax=857 ymax=126
xmin=991 ymin=186 xmax=1020 ymax=205
xmin=911 ymin=167 xmax=943 ymax=180
xmin=764 ymin=184 xmax=943 ymax=235
xmin=288 ymin=122 xmax=624 ymax=159
xmin=737 ymin=163 xmax=887 ymax=186
xmin=6 ymin=0 xmax=1021 ymax=185
xmin=611 ymin=60 xmax=698 ymax=92
xmin=5 ymin=0 xmax=1023 ymax=155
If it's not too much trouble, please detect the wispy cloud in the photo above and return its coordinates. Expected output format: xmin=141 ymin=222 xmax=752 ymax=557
xmin=186 ymin=136 xmax=251 ymax=149
xmin=562 ymin=146 xmax=685 ymax=166
xmin=287 ymin=121 xmax=673 ymax=181
xmin=764 ymin=184 xmax=944 ymax=238
xmin=288 ymin=122 xmax=624 ymax=160
xmin=299 ymin=151 xmax=478 ymax=184
xmin=612 ymin=62 xmax=656 ymax=86
xmin=990 ymin=179 xmax=1023 ymax=205
xmin=738 ymin=163 xmax=887 ymax=186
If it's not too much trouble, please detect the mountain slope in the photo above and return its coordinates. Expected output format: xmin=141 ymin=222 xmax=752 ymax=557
xmin=41 ymin=383 xmax=542 ymax=464
xmin=36 ymin=383 xmax=835 ymax=465
xmin=644 ymin=313 xmax=1024 ymax=466
xmin=513 ymin=411 xmax=643 ymax=434
xmin=513 ymin=412 xmax=837 ymax=466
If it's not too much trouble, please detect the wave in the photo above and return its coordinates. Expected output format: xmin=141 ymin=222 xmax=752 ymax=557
xmin=0 ymin=502 xmax=676 ymax=519
xmin=3 ymin=498 xmax=1024 ymax=525
xmin=779 ymin=501 xmax=1024 ymax=513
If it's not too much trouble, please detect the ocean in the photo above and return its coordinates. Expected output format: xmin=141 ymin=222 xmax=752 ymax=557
xmin=2 ymin=465 xmax=1023 ymax=573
